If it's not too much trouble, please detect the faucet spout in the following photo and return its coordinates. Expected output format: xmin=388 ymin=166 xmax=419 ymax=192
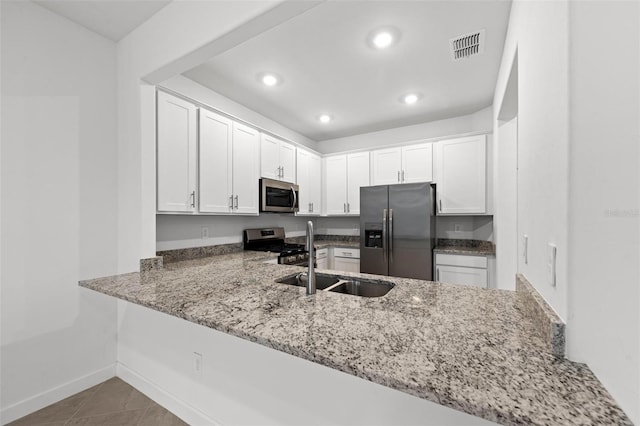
xmin=306 ymin=221 xmax=316 ymax=295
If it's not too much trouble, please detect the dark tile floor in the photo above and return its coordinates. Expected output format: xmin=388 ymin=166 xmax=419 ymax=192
xmin=8 ymin=377 xmax=187 ymax=426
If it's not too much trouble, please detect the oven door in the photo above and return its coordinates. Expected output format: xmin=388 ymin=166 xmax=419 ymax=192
xmin=260 ymin=178 xmax=299 ymax=213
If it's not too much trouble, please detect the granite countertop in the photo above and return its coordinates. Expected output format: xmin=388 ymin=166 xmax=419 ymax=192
xmin=434 ymin=239 xmax=496 ymax=256
xmin=79 ymin=252 xmax=630 ymax=425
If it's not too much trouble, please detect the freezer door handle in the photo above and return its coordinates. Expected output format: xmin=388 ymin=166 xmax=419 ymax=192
xmin=382 ymin=208 xmax=387 ymax=262
xmin=389 ymin=208 xmax=394 ymax=263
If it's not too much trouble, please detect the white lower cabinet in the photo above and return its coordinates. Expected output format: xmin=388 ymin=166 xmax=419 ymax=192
xmin=434 ymin=254 xmax=488 ymax=288
xmin=316 ymin=248 xmax=329 ymax=269
xmin=332 ymin=247 xmax=360 ymax=273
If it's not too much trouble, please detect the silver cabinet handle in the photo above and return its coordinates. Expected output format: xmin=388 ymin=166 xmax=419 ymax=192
xmin=397 ymin=171 xmax=400 ymax=182
xmin=436 ymin=268 xmax=439 ymax=281
xmin=347 ymin=203 xmax=350 ymax=213
xmin=190 ymin=191 xmax=195 ymax=208
xmin=382 ymin=209 xmax=387 ymax=262
xmin=281 ymin=166 xmax=284 ymax=178
xmin=234 ymin=195 xmax=238 ymax=209
xmin=311 ymin=202 xmax=314 ymax=212
xmin=389 ymin=208 xmax=394 ymax=262
xmin=439 ymin=199 xmax=442 ymax=212
xmin=344 ymin=203 xmax=346 ymax=213
xmin=402 ymin=170 xmax=405 ymax=182
xmin=229 ymin=195 xmax=233 ymax=209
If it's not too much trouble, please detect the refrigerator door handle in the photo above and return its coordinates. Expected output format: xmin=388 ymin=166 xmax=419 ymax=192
xmin=389 ymin=208 xmax=394 ymax=263
xmin=382 ymin=209 xmax=387 ymax=262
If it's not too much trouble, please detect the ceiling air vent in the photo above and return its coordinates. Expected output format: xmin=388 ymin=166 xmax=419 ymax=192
xmin=450 ymin=30 xmax=485 ymax=61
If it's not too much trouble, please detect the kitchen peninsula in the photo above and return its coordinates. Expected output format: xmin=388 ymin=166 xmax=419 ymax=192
xmin=80 ymin=250 xmax=631 ymax=426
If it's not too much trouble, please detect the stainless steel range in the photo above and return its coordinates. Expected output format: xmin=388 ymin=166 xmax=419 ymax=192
xmin=243 ymin=227 xmax=310 ymax=266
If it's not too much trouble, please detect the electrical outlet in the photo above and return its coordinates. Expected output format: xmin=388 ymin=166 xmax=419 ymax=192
xmin=454 ymin=223 xmax=462 ymax=233
xmin=523 ymin=235 xmax=528 ymax=264
xmin=193 ymin=352 xmax=203 ymax=376
xmin=201 ymin=226 xmax=209 ymax=239
xmin=547 ymin=243 xmax=557 ymax=287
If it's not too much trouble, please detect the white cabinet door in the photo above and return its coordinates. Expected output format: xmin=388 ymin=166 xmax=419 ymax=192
xmin=260 ymin=134 xmax=296 ymax=183
xmin=199 ymin=109 xmax=232 ymax=213
xmin=372 ymin=147 xmax=402 ymax=185
xmin=308 ymin=153 xmax=321 ymax=214
xmin=260 ymin=133 xmax=280 ymax=181
xmin=402 ymin=143 xmax=433 ymax=183
xmin=333 ymin=257 xmax=360 ymax=273
xmin=297 ymin=149 xmax=321 ymax=215
xmin=232 ymin=123 xmax=260 ymax=215
xmin=346 ymin=152 xmax=370 ymax=215
xmin=279 ymin=142 xmax=296 ymax=183
xmin=157 ymin=92 xmax=197 ymax=212
xmin=433 ymin=135 xmax=486 ymax=214
xmin=324 ymin=155 xmax=348 ymax=215
xmin=435 ymin=265 xmax=487 ymax=288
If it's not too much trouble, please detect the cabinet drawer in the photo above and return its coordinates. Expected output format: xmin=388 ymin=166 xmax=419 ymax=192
xmin=333 ymin=257 xmax=359 ymax=273
xmin=435 ymin=253 xmax=487 ymax=268
xmin=435 ymin=265 xmax=487 ymax=288
xmin=333 ymin=247 xmax=360 ymax=258
xmin=316 ymin=248 xmax=328 ymax=259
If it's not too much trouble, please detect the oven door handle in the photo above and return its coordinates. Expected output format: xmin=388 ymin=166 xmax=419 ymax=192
xmin=290 ymin=185 xmax=297 ymax=211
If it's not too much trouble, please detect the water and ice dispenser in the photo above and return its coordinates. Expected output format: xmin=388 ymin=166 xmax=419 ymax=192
xmin=364 ymin=224 xmax=383 ymax=248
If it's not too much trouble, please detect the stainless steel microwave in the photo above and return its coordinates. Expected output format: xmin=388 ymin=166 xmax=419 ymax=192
xmin=259 ymin=178 xmax=299 ymax=213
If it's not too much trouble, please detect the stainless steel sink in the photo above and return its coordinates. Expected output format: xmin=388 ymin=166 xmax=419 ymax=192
xmin=328 ymin=279 xmax=394 ymax=297
xmin=276 ymin=273 xmax=340 ymax=290
xmin=276 ymin=273 xmax=394 ymax=297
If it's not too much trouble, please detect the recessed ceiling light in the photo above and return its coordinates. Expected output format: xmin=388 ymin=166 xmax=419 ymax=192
xmin=373 ymin=31 xmax=393 ymax=48
xmin=368 ymin=27 xmax=400 ymax=50
xmin=260 ymin=73 xmax=280 ymax=87
xmin=318 ymin=114 xmax=332 ymax=123
xmin=402 ymin=93 xmax=421 ymax=105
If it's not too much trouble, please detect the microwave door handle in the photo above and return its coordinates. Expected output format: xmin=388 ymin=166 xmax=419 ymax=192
xmin=290 ymin=186 xmax=297 ymax=210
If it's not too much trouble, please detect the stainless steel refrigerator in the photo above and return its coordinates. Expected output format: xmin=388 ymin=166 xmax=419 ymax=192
xmin=360 ymin=183 xmax=435 ymax=280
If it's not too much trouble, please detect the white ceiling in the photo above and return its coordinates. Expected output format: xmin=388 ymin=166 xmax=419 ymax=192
xmin=33 ymin=0 xmax=172 ymax=41
xmin=183 ymin=1 xmax=512 ymax=141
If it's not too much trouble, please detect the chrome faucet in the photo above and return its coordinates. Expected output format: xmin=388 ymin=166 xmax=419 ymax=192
xmin=305 ymin=220 xmax=316 ymax=295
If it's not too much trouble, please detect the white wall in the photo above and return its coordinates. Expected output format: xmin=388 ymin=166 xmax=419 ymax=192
xmin=317 ymin=106 xmax=493 ymax=154
xmin=567 ymin=1 xmax=639 ymax=422
xmin=493 ymin=0 xmax=570 ymax=320
xmin=435 ymin=216 xmax=493 ymax=241
xmin=0 ymin=2 xmax=118 ymax=422
xmin=156 ymin=214 xmax=312 ymax=251
xmin=493 ymin=0 xmax=639 ymax=421
xmin=117 ymin=300 xmax=496 ymax=426
xmin=161 ymin=75 xmax=317 ymax=151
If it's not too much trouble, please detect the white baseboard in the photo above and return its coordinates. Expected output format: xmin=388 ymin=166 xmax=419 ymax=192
xmin=116 ymin=362 xmax=220 ymax=426
xmin=0 ymin=364 xmax=116 ymax=425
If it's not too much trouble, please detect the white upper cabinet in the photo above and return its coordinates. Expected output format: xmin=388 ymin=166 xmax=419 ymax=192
xmin=324 ymin=152 xmax=369 ymax=215
xmin=433 ymin=135 xmax=486 ymax=215
xmin=296 ymin=148 xmax=321 ymax=215
xmin=232 ymin=123 xmax=260 ymax=214
xmin=346 ymin=152 xmax=369 ymax=215
xmin=157 ymin=91 xmax=197 ymax=213
xmin=402 ymin=143 xmax=433 ymax=183
xmin=260 ymin=133 xmax=296 ymax=183
xmin=371 ymin=147 xmax=402 ymax=185
xmin=371 ymin=142 xmax=433 ymax=185
xmin=199 ymin=109 xmax=232 ymax=213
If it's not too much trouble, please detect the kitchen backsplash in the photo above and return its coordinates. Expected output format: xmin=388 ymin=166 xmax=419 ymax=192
xmin=157 ymin=214 xmax=493 ymax=251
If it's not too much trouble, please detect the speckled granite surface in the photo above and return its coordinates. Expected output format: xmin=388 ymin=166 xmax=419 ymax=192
xmin=434 ymin=238 xmax=496 ymax=256
xmin=516 ymin=273 xmax=566 ymax=358
xmin=79 ymin=252 xmax=631 ymax=425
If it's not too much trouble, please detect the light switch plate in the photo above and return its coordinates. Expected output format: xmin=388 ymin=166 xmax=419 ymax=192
xmin=547 ymin=243 xmax=557 ymax=287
